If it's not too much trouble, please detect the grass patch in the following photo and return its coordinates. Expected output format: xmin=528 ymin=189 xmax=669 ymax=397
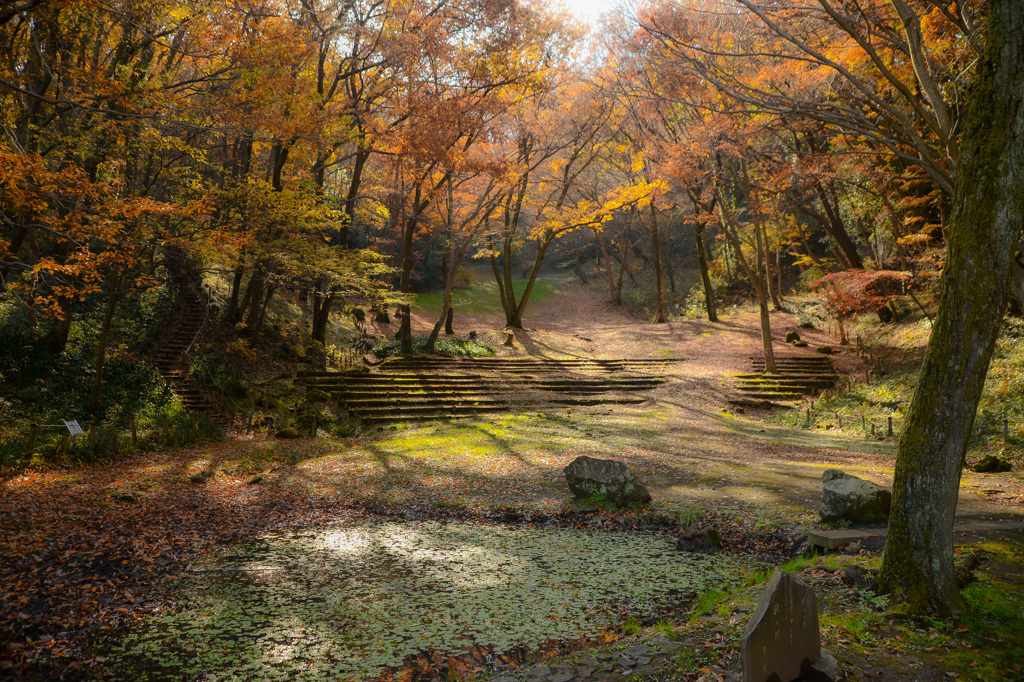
xmin=414 ymin=276 xmax=561 ymax=317
xmin=690 ymin=588 xmax=729 ymax=621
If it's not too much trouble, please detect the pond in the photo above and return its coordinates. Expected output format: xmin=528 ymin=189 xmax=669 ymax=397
xmin=108 ymin=521 xmax=753 ymax=680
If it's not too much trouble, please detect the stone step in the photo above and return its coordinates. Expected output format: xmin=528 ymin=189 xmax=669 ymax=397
xmin=728 ymin=398 xmax=792 ymax=409
xmin=353 ymin=404 xmax=510 ymax=417
xmin=736 ymin=373 xmax=838 ymax=381
xmin=343 ymin=398 xmax=508 ymax=409
xmin=736 ymin=391 xmax=804 ymax=401
xmin=737 ymin=379 xmax=835 ymax=388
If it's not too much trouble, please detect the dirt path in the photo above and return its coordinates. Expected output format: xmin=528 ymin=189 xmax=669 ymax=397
xmin=407 ymin=278 xmax=1024 ymax=524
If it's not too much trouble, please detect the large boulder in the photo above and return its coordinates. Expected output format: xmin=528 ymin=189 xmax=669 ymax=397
xmin=820 ymin=470 xmax=891 ymax=523
xmin=563 ymin=456 xmax=652 ymax=508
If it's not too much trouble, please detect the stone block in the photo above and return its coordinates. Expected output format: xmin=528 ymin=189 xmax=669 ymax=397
xmin=807 ymin=529 xmax=878 ymax=550
xmin=741 ymin=567 xmax=820 ymax=682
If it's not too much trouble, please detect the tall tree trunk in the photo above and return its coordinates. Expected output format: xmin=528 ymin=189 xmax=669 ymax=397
xmin=878 ymin=0 xmax=1024 ymax=613
xmin=88 ymin=272 xmax=124 ymax=415
xmin=1009 ymin=238 xmax=1024 ymax=315
xmin=761 ymin=221 xmax=784 ymax=311
xmin=594 ymin=229 xmax=617 ymax=303
xmin=716 ymin=187 xmax=775 ymax=372
xmin=426 ymin=231 xmax=455 ymax=353
xmin=311 ymin=284 xmax=334 ymax=345
xmin=752 ymin=223 xmax=776 ymax=373
xmin=649 ymin=203 xmax=667 ymax=323
xmin=42 ymin=307 xmax=72 ymax=354
xmin=815 ymin=182 xmax=863 ymax=269
xmin=695 ymin=224 xmax=718 ymax=322
xmin=227 ymin=263 xmax=245 ymax=324
xmin=509 ymin=237 xmax=553 ymax=329
xmin=399 ymin=186 xmax=425 ymax=356
xmin=664 ymin=227 xmax=676 ymax=294
xmin=489 ymin=240 xmax=515 ymax=323
xmin=615 ymin=225 xmax=631 ymax=305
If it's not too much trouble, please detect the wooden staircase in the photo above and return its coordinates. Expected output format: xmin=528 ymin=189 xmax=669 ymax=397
xmin=729 ymin=355 xmax=839 ymax=407
xmin=153 ymin=248 xmax=222 ymax=419
xmin=297 ymin=356 xmax=677 ymax=424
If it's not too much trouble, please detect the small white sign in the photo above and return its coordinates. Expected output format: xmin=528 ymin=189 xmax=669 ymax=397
xmin=64 ymin=419 xmax=84 ymax=436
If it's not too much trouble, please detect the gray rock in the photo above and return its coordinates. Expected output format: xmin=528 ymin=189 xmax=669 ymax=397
xmin=564 ymin=456 xmax=652 ymax=508
xmin=841 ymin=565 xmax=875 ymax=590
xmin=578 ymin=655 xmax=600 ymax=667
xmin=677 ymin=528 xmax=723 ymax=553
xmin=820 ymin=469 xmax=891 ymax=523
xmin=786 ymin=331 xmax=801 ymax=343
xmin=549 ymin=674 xmax=574 ymax=682
xmin=810 ymin=648 xmax=842 ymax=680
xmin=493 ymin=678 xmax=519 ymax=682
xmin=577 ymin=666 xmax=595 ymax=678
xmin=525 ymin=666 xmax=552 ymax=677
xmin=741 ymin=567 xmax=820 ymax=682
xmin=624 ymin=645 xmax=649 ymax=657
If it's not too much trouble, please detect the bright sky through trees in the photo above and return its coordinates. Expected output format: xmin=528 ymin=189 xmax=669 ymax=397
xmin=561 ymin=0 xmax=617 ymax=24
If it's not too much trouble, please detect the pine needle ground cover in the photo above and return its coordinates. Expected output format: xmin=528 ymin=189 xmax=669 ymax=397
xmin=105 ymin=522 xmax=752 ymax=680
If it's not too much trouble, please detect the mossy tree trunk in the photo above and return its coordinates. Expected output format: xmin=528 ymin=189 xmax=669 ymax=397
xmin=696 ymin=225 xmax=718 ymax=322
xmin=649 ymin=201 xmax=667 ymax=323
xmin=878 ymin=0 xmax=1024 ymax=613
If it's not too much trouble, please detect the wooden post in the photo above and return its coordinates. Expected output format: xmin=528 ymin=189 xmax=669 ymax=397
xmin=871 ymin=423 xmax=876 ymax=436
xmin=837 ymin=414 xmax=843 ymax=429
xmin=131 ymin=417 xmax=138 ymax=447
xmin=862 ymin=415 xmax=867 ymax=432
xmin=246 ymin=411 xmax=253 ymax=430
xmin=60 ymin=435 xmax=69 ymax=457
xmin=806 ymin=409 xmax=811 ymax=426
xmin=887 ymin=416 xmax=893 ymax=437
xmin=28 ymin=424 xmax=37 ymax=454
xmin=810 ymin=399 xmax=815 ymax=410
xmin=190 ymin=414 xmax=199 ymax=440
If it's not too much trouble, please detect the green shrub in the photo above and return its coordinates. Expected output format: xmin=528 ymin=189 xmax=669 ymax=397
xmin=371 ymin=336 xmax=496 ymax=358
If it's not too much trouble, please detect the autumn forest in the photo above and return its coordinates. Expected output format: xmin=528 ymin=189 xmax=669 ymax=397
xmin=2 ymin=0 xmax=1023 ymax=680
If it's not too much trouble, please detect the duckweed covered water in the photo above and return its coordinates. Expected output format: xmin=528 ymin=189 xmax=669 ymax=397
xmin=109 ymin=521 xmax=751 ymax=680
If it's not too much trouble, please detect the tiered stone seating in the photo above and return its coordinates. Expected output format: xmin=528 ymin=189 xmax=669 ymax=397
xmin=297 ymin=356 xmax=676 ymax=424
xmin=730 ymin=355 xmax=838 ymax=406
